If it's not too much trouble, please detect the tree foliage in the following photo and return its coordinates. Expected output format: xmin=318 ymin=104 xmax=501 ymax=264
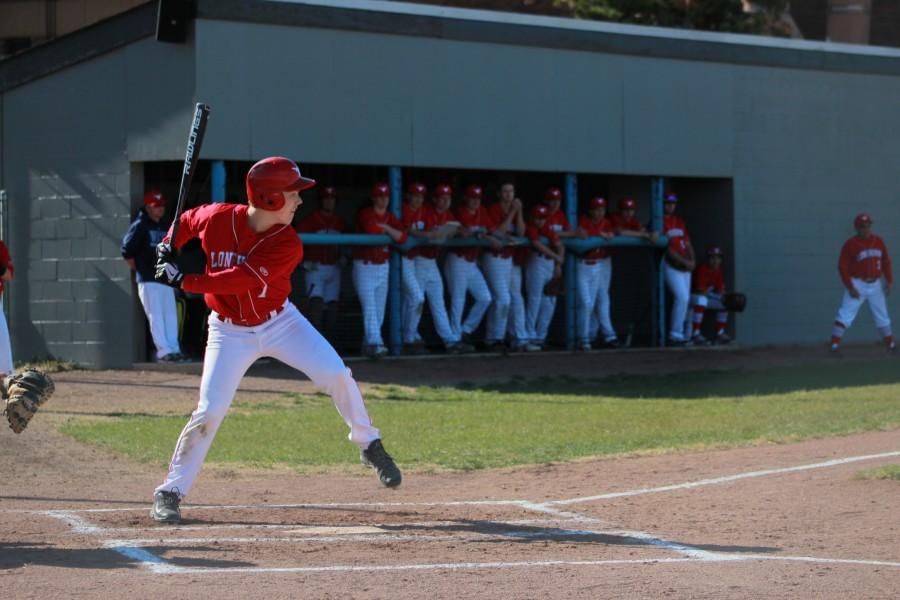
xmin=557 ymin=0 xmax=792 ymax=36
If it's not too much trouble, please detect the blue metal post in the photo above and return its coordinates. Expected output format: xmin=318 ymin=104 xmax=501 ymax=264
xmin=651 ymin=177 xmax=665 ymax=346
xmin=211 ymin=160 xmax=226 ymax=203
xmin=388 ymin=167 xmax=403 ymax=355
xmin=564 ymin=174 xmax=578 ymax=350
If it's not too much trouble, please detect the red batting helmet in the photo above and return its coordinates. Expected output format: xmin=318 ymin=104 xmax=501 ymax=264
xmin=246 ymin=157 xmax=316 ymax=211
xmin=433 ymin=183 xmax=453 ymax=197
xmin=706 ymin=246 xmax=724 ymax=257
xmin=545 ymin=187 xmax=562 ymax=202
xmin=589 ymin=196 xmax=607 ymax=210
xmin=371 ymin=182 xmax=390 ymax=198
xmin=531 ymin=204 xmax=549 ymax=219
xmin=464 ymin=184 xmax=483 ymax=200
xmin=664 ymin=192 xmax=678 ymax=203
xmin=143 ymin=191 xmax=165 ymax=207
xmin=407 ymin=182 xmax=427 ymax=195
xmin=320 ymin=186 xmax=337 ymax=200
xmin=854 ymin=213 xmax=873 ymax=228
xmin=619 ymin=197 xmax=636 ymax=211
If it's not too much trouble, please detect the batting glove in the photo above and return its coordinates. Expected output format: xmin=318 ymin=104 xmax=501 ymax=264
xmin=154 ymin=260 xmax=184 ymax=288
xmin=156 ymin=242 xmax=175 ymax=262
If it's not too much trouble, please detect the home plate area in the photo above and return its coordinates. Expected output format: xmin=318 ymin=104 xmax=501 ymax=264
xmin=45 ymin=501 xmax=680 ymax=574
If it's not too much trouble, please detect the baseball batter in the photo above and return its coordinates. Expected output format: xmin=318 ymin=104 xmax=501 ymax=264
xmin=830 ymin=213 xmax=895 ymax=353
xmin=660 ymin=193 xmax=696 ymax=346
xmin=352 ymin=183 xmax=407 ymax=358
xmin=483 ymin=183 xmax=525 ymax=350
xmin=294 ymin=186 xmax=347 ymax=336
xmin=151 ymin=157 xmax=401 ymax=524
xmin=525 ymin=204 xmax=565 ymax=347
xmin=446 ymin=184 xmax=496 ymax=343
xmin=577 ymin=197 xmax=618 ymax=351
xmin=689 ymin=246 xmax=731 ymax=345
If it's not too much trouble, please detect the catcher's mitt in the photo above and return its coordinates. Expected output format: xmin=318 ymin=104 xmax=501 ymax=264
xmin=4 ymin=369 xmax=55 ymax=434
xmin=723 ymin=292 xmax=747 ymax=313
xmin=543 ymin=276 xmax=565 ymax=297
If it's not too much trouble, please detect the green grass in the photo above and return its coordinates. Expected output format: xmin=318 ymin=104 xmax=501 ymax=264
xmin=855 ymin=465 xmax=900 ymax=481
xmin=60 ymin=360 xmax=900 ymax=471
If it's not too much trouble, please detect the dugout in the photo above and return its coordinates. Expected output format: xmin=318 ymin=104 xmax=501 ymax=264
xmin=1 ymin=0 xmax=899 ymax=367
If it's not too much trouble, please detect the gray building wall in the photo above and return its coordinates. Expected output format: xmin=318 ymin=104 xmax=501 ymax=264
xmin=2 ymin=1 xmax=900 ymax=366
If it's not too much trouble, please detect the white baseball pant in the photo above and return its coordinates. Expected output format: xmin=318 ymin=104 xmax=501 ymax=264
xmin=137 ymin=281 xmax=182 ymax=359
xmin=525 ymin=254 xmax=557 ymax=343
xmin=413 ymin=256 xmax=457 ymax=344
xmin=482 ymin=254 xmax=513 ymax=343
xmin=688 ymin=293 xmax=728 ymax=338
xmin=156 ymin=303 xmax=380 ymax=498
xmin=304 ymin=262 xmax=341 ymax=303
xmin=834 ymin=278 xmax=892 ymax=333
xmin=444 ymin=253 xmax=491 ymax=337
xmin=400 ymin=256 xmax=425 ymax=344
xmin=352 ymin=261 xmax=389 ymax=347
xmin=664 ymin=260 xmax=692 ymax=341
xmin=507 ymin=264 xmax=530 ymax=345
xmin=579 ymin=258 xmax=615 ymax=343
xmin=0 ymin=306 xmax=12 ymax=374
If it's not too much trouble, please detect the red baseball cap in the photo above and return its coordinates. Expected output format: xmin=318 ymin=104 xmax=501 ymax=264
xmin=464 ymin=184 xmax=483 ymax=200
xmin=320 ymin=186 xmax=337 ymax=199
xmin=433 ymin=183 xmax=453 ymax=197
xmin=619 ymin=197 xmax=636 ymax=210
xmin=407 ymin=182 xmax=426 ymax=195
xmin=531 ymin=204 xmax=549 ymax=219
xmin=545 ymin=187 xmax=562 ymax=202
xmin=371 ymin=182 xmax=390 ymax=198
xmin=143 ymin=191 xmax=166 ymax=207
xmin=589 ymin=196 xmax=607 ymax=210
xmin=854 ymin=213 xmax=873 ymax=227
xmin=706 ymin=246 xmax=724 ymax=257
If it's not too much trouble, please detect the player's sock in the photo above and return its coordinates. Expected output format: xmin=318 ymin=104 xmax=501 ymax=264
xmin=831 ymin=321 xmax=846 ymax=347
xmin=716 ymin=312 xmax=727 ymax=336
xmin=884 ymin=334 xmax=894 ymax=348
xmin=692 ymin=306 xmax=705 ymax=335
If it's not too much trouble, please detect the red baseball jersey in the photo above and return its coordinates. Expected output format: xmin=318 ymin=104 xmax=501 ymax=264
xmin=487 ymin=202 xmax=516 ymax=258
xmin=839 ymin=234 xmax=893 ymax=289
xmin=546 ymin=209 xmax=571 ymax=234
xmin=294 ymin=210 xmax=346 ymax=264
xmin=526 ymin=222 xmax=560 ymax=257
xmin=167 ymin=203 xmax=300 ymax=326
xmin=453 ymin=205 xmax=496 ymax=261
xmin=610 ymin=213 xmax=643 ymax=234
xmin=420 ymin=208 xmax=453 ymax=260
xmin=663 ymin=214 xmax=690 ymax=257
xmin=0 ymin=240 xmax=13 ymax=296
xmin=402 ymin=203 xmax=435 ymax=259
xmin=578 ymin=215 xmax=614 ymax=260
xmin=692 ymin=263 xmax=725 ymax=295
xmin=352 ymin=207 xmax=407 ymax=264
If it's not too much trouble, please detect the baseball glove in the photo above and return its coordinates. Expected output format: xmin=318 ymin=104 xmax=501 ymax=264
xmin=4 ymin=369 xmax=55 ymax=434
xmin=723 ymin=292 xmax=747 ymax=313
xmin=543 ymin=276 xmax=565 ymax=297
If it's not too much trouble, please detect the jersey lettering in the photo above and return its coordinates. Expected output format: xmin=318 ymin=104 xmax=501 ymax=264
xmin=210 ymin=250 xmax=247 ymax=269
xmin=856 ymin=248 xmax=883 ymax=262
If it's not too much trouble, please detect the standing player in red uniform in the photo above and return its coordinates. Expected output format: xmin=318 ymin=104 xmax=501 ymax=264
xmin=482 ymin=182 xmax=525 ymax=351
xmin=830 ymin=213 xmax=894 ymax=353
xmin=610 ymin=197 xmax=656 ymax=242
xmin=577 ymin=197 xmax=618 ymax=350
xmin=659 ymin=193 xmax=696 ymax=345
xmin=151 ymin=157 xmax=401 ymax=523
xmin=352 ymin=183 xmax=407 ymax=358
xmin=689 ymin=246 xmax=732 ymax=345
xmin=525 ymin=204 xmax=565 ymax=347
xmin=294 ymin=186 xmax=347 ymax=336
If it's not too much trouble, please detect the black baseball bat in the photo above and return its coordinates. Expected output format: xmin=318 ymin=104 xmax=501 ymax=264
xmin=169 ymin=102 xmax=210 ymax=250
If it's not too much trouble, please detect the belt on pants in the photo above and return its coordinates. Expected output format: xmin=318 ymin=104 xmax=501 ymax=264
xmin=216 ymin=304 xmax=286 ymax=327
xmin=861 ymin=277 xmax=878 ymax=283
xmin=359 ymin=260 xmax=387 ymax=265
xmin=580 ymin=259 xmax=599 ymax=266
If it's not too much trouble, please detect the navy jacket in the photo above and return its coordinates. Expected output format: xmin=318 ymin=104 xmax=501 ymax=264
xmin=121 ymin=210 xmax=170 ymax=283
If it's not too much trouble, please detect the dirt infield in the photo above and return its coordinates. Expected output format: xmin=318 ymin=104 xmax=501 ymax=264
xmin=2 ymin=344 xmax=899 ymax=599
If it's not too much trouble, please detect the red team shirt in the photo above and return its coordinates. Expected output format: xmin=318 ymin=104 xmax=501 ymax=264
xmin=545 ymin=209 xmax=571 ymax=234
xmin=526 ymin=222 xmax=561 ymax=252
xmin=402 ymin=203 xmax=435 ymax=260
xmin=0 ymin=240 xmax=13 ymax=296
xmin=453 ymin=206 xmax=496 ymax=262
xmin=663 ymin=214 xmax=690 ymax=257
xmin=838 ymin=234 xmax=893 ymax=290
xmin=692 ymin=264 xmax=725 ymax=295
xmin=486 ymin=203 xmax=516 ymax=259
xmin=352 ymin=207 xmax=407 ymax=264
xmin=168 ymin=203 xmax=300 ymax=326
xmin=610 ymin=213 xmax=643 ymax=234
xmin=578 ymin=215 xmax=614 ymax=260
xmin=421 ymin=209 xmax=453 ymax=260
xmin=294 ymin=211 xmax=347 ymax=264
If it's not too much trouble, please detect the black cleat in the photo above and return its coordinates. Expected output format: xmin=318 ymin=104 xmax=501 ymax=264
xmin=361 ymin=439 xmax=402 ymax=488
xmin=151 ymin=490 xmax=182 ymax=523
